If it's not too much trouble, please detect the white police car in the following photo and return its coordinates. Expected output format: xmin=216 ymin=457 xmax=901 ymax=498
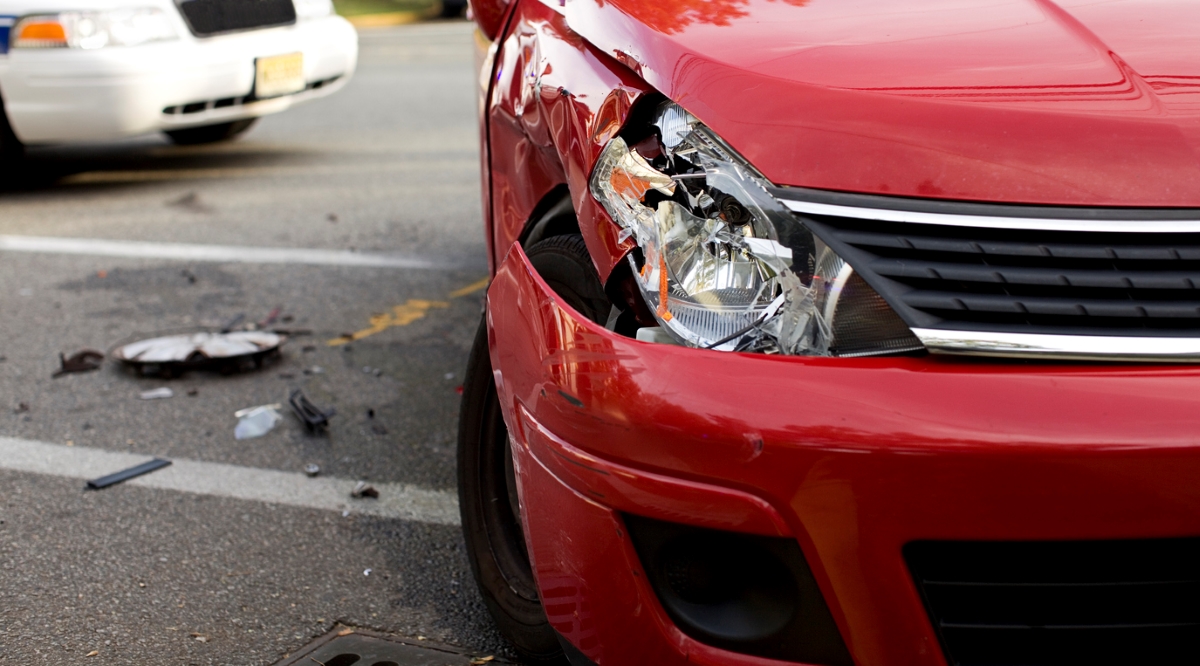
xmin=0 ymin=0 xmax=356 ymax=149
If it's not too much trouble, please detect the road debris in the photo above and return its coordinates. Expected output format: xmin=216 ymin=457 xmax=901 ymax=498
xmin=190 ymin=632 xmax=209 ymax=643
xmin=303 ymin=366 xmax=324 ymax=375
xmin=304 ymin=464 xmax=321 ymax=477
xmin=258 ymin=306 xmax=282 ymax=329
xmin=53 ymin=349 xmax=104 ymax=378
xmin=289 ymin=389 xmax=336 ymax=432
xmin=219 ymin=313 xmax=246 ymax=333
xmin=114 ymin=331 xmax=282 ymax=377
xmin=186 ymin=388 xmax=199 ymax=397
xmin=86 ymin=651 xmax=98 ymax=657
xmin=471 ymin=657 xmax=496 ymax=665
xmin=13 ymin=402 xmax=29 ymax=414
xmin=86 ymin=458 xmax=172 ymax=490
xmin=363 ymin=568 xmax=372 ymax=576
xmin=139 ymin=387 xmax=174 ymax=400
xmin=351 ymin=481 xmax=379 ymax=499
xmin=234 ymin=404 xmax=282 ymax=440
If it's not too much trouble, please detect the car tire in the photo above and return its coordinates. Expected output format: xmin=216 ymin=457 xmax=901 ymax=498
xmin=0 ymin=91 xmax=25 ymax=167
xmin=440 ymin=0 xmax=468 ymax=18
xmin=164 ymin=118 xmax=258 ymax=145
xmin=458 ymin=234 xmax=608 ymax=665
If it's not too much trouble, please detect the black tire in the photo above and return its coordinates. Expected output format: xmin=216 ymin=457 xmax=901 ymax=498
xmin=439 ymin=0 xmax=468 ymax=18
xmin=164 ymin=118 xmax=257 ymax=145
xmin=458 ymin=234 xmax=608 ymax=664
xmin=0 ymin=90 xmax=25 ymax=168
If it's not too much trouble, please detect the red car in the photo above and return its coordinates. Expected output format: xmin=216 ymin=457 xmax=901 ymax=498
xmin=456 ymin=1 xmax=1200 ymax=664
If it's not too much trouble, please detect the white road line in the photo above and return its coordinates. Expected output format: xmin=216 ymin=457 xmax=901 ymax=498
xmin=0 ymin=437 xmax=461 ymax=526
xmin=0 ymin=235 xmax=444 ymax=269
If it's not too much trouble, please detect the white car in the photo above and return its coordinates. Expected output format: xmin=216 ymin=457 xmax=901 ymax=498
xmin=0 ymin=0 xmax=356 ymax=148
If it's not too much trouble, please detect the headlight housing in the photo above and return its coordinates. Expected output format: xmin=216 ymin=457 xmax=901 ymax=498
xmin=590 ymin=101 xmax=923 ymax=357
xmin=12 ymin=8 xmax=178 ymax=49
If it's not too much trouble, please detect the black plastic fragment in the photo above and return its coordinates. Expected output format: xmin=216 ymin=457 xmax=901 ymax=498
xmin=289 ymin=389 xmax=336 ymax=432
xmin=86 ymin=458 xmax=172 ymax=490
xmin=52 ymin=349 xmax=104 ymax=378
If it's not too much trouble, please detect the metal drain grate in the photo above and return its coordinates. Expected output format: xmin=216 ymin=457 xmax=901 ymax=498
xmin=275 ymin=628 xmax=505 ymax=666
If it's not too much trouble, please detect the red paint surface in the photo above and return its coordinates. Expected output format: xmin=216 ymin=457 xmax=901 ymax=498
xmin=561 ymin=0 xmax=1200 ymax=206
xmin=473 ymin=1 xmax=1200 ymax=663
xmin=489 ymin=243 xmax=1200 ymax=665
xmin=486 ymin=1 xmax=644 ymax=280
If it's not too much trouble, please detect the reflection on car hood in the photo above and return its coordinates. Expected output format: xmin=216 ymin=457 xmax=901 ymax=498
xmin=564 ymin=0 xmax=1200 ymax=207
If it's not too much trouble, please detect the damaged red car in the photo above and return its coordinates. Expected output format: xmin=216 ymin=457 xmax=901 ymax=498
xmin=456 ymin=1 xmax=1200 ymax=664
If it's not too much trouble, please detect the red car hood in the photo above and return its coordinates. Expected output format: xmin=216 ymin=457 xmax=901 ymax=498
xmin=562 ymin=0 xmax=1200 ymax=207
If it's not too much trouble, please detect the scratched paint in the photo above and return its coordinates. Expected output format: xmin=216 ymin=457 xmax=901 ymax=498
xmin=326 ymin=277 xmax=491 ymax=346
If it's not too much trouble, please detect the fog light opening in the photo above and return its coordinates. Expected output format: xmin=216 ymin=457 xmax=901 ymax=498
xmin=657 ymin=535 xmax=798 ymax=641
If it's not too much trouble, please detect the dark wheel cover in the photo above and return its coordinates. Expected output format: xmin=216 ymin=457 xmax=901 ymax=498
xmin=458 ymin=234 xmax=609 ymax=664
xmin=164 ymin=118 xmax=258 ymax=145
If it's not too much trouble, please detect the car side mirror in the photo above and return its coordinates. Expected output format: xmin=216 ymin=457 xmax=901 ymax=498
xmin=469 ymin=0 xmax=510 ymax=40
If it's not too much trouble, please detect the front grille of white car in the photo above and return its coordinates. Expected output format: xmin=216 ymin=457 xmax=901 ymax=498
xmin=162 ymin=75 xmax=342 ymax=116
xmin=175 ymin=0 xmax=296 ymax=37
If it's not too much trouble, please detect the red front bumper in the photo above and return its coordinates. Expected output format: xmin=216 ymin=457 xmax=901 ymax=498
xmin=487 ymin=243 xmax=1200 ymax=666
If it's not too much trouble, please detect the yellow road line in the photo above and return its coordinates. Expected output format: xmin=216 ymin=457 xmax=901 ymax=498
xmin=326 ymin=277 xmax=489 ymax=346
xmin=448 ymin=276 xmax=489 ymax=298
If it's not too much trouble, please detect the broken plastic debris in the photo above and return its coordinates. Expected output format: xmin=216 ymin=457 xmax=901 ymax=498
xmin=351 ymin=481 xmax=379 ymax=499
xmin=114 ymin=331 xmax=282 ymax=377
xmin=363 ymin=568 xmax=372 ymax=576
xmin=288 ymin=389 xmax=336 ymax=433
xmin=139 ymin=387 xmax=174 ymax=400
xmin=86 ymin=458 xmax=172 ymax=490
xmin=304 ymin=463 xmax=321 ymax=477
xmin=53 ymin=349 xmax=104 ymax=378
xmin=234 ymin=404 xmax=282 ymax=440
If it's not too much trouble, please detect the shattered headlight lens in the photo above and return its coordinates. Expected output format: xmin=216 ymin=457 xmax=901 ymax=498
xmin=590 ymin=101 xmax=922 ymax=357
xmin=12 ymin=8 xmax=178 ymax=49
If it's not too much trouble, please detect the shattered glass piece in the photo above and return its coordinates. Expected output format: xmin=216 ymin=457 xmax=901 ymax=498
xmin=657 ymin=103 xmax=692 ymax=150
xmin=234 ymin=404 xmax=282 ymax=440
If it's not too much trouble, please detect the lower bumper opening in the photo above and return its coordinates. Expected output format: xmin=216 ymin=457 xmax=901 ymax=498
xmin=624 ymin=514 xmax=853 ymax=665
xmin=906 ymin=537 xmax=1200 ymax=666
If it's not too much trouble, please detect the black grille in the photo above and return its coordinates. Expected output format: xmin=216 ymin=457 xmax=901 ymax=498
xmin=801 ymin=213 xmax=1200 ymax=337
xmin=176 ymin=0 xmax=295 ymax=37
xmin=905 ymin=538 xmax=1200 ymax=666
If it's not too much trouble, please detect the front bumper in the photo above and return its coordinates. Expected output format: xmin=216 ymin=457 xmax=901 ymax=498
xmin=0 ymin=14 xmax=356 ymax=143
xmin=488 ymin=243 xmax=1200 ymax=666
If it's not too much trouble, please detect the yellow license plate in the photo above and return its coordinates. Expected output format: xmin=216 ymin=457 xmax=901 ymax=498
xmin=255 ymin=52 xmax=305 ymax=99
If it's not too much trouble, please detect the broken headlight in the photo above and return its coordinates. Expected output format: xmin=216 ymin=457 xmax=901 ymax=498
xmin=590 ymin=101 xmax=922 ymax=357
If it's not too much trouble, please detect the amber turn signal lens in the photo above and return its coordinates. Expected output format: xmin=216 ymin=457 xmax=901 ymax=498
xmin=13 ymin=19 xmax=68 ymax=47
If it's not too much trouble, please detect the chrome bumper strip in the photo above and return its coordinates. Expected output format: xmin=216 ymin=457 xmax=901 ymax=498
xmin=779 ymin=199 xmax=1200 ymax=233
xmin=914 ymin=329 xmax=1200 ymax=362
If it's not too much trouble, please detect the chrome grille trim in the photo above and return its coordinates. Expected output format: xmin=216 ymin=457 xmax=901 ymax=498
xmin=914 ymin=329 xmax=1200 ymax=361
xmin=780 ymin=199 xmax=1200 ymax=233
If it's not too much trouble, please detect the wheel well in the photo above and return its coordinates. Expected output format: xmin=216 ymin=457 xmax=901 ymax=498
xmin=519 ymin=185 xmax=580 ymax=248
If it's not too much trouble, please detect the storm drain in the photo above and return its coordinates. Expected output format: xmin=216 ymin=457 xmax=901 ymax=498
xmin=275 ymin=627 xmax=506 ymax=666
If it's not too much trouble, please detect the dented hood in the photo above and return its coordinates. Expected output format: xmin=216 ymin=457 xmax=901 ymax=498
xmin=563 ymin=0 xmax=1200 ymax=207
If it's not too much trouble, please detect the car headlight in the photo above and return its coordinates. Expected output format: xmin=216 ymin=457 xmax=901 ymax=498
xmin=12 ymin=8 xmax=178 ymax=49
xmin=293 ymin=0 xmax=335 ymax=20
xmin=590 ymin=101 xmax=923 ymax=357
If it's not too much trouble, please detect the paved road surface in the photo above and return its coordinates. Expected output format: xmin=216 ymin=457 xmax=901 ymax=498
xmin=0 ymin=20 xmax=512 ymax=664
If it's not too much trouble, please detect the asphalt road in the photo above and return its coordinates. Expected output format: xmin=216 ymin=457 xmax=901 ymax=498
xmin=0 ymin=20 xmax=514 ymax=664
